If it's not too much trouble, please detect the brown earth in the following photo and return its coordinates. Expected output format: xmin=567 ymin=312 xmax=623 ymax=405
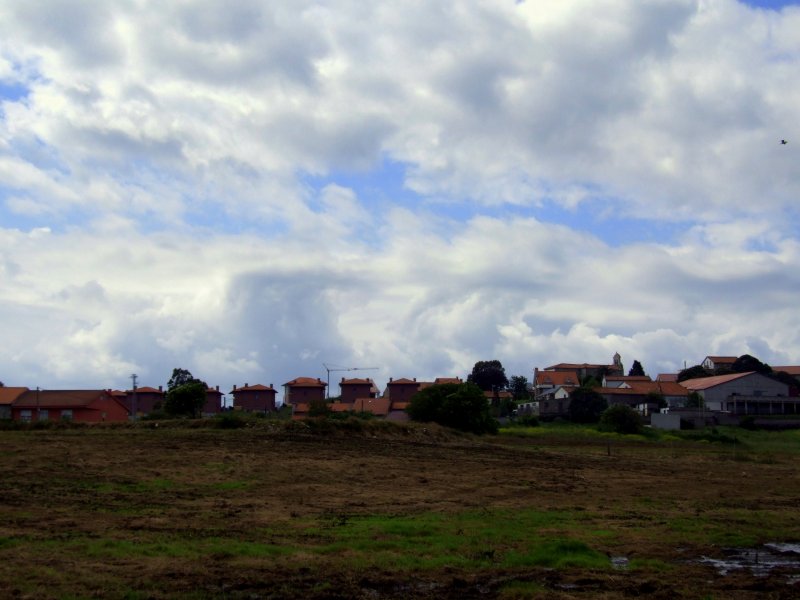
xmin=0 ymin=422 xmax=799 ymax=599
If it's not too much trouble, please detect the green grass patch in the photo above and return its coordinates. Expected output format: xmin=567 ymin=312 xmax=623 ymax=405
xmin=498 ymin=579 xmax=548 ymax=599
xmin=502 ymin=539 xmax=608 ymax=569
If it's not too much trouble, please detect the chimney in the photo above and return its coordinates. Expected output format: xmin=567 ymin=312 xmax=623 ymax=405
xmin=158 ymin=385 xmax=162 ymax=392
xmin=245 ymin=383 xmax=248 ymax=388
xmin=233 ymin=385 xmax=237 ymax=391
xmin=341 ymin=377 xmax=345 ymax=383
xmin=413 ymin=377 xmax=416 ymax=382
xmin=215 ymin=385 xmax=219 ymax=391
xmin=389 ymin=377 xmax=393 ymax=382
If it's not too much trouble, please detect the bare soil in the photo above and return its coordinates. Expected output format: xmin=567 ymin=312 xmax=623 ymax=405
xmin=1 ymin=422 xmax=799 ymax=599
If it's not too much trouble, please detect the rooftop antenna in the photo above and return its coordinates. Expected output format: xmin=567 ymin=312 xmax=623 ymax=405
xmin=323 ymin=363 xmax=379 ymax=398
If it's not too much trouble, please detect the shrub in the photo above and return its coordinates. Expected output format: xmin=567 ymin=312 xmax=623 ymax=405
xmin=739 ymin=415 xmax=758 ymax=430
xmin=599 ymin=404 xmax=643 ymax=435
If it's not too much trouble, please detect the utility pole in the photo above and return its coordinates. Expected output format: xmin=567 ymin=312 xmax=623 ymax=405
xmin=130 ymin=374 xmax=138 ymax=421
xmin=322 ymin=364 xmax=379 ymax=398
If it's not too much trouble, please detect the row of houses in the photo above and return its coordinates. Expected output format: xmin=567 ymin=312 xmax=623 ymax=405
xmin=524 ymin=354 xmax=800 ymax=420
xmin=0 ymin=375 xmax=473 ymax=424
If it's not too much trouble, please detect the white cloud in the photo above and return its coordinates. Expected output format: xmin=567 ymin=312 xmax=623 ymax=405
xmin=0 ymin=1 xmax=799 ymax=393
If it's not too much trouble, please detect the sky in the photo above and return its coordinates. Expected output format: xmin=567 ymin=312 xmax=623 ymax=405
xmin=1 ymin=0 xmax=800 ymax=401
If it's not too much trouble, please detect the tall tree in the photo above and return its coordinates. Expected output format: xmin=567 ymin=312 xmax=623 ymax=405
xmin=509 ymin=375 xmax=530 ymax=401
xmin=164 ymin=368 xmax=208 ymax=418
xmin=628 ymin=360 xmax=645 ymax=377
xmin=168 ymin=367 xmax=200 ymax=390
xmin=467 ymin=360 xmax=509 ymax=392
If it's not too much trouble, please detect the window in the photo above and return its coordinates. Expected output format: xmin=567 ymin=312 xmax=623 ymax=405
xmin=61 ymin=409 xmax=73 ymax=421
xmin=20 ymin=410 xmax=32 ymax=422
xmin=38 ymin=409 xmax=49 ymax=421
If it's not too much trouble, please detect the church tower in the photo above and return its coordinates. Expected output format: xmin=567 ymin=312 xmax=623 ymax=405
xmin=612 ymin=352 xmax=623 ymax=375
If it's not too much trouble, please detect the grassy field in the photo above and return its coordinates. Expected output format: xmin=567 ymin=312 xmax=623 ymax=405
xmin=1 ymin=418 xmax=799 ymax=598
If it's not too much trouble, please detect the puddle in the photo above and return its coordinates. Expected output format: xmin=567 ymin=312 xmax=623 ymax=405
xmin=697 ymin=543 xmax=800 ymax=580
xmin=610 ymin=556 xmax=629 ymax=570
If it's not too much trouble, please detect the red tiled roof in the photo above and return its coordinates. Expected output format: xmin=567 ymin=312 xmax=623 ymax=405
xmin=387 ymin=378 xmax=419 ymax=385
xmin=434 ymin=377 xmax=463 ymax=384
xmin=483 ymin=390 xmax=513 ymax=399
xmin=535 ymin=371 xmax=579 ymax=386
xmin=352 ymin=397 xmax=391 ymax=416
xmin=0 ymin=387 xmax=28 ymax=406
xmin=127 ymin=386 xmax=163 ymax=394
xmin=705 ymin=356 xmax=737 ymax=364
xmin=656 ymin=373 xmax=678 ymax=382
xmin=774 ymin=366 xmax=800 ymax=376
xmin=627 ymin=381 xmax=689 ymax=396
xmin=341 ymin=378 xmax=373 ymax=385
xmin=390 ymin=401 xmax=410 ymax=411
xmin=232 ymin=384 xmax=276 ymax=393
xmin=605 ymin=376 xmax=652 ymax=383
xmin=292 ymin=402 xmax=310 ymax=414
xmin=284 ymin=377 xmax=326 ymax=387
xmin=680 ymin=371 xmax=755 ymax=391
xmin=13 ymin=390 xmax=114 ymax=408
xmin=545 ymin=363 xmax=610 ymax=370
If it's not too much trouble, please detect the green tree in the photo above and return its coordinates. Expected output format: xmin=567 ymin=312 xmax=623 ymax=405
xmin=732 ymin=354 xmax=771 ymax=375
xmin=568 ymin=387 xmax=608 ymax=423
xmin=677 ymin=365 xmax=710 ymax=382
xmin=628 ymin=360 xmax=645 ymax=377
xmin=408 ymin=382 xmax=498 ymax=434
xmin=164 ymin=368 xmax=207 ymax=418
xmin=168 ymin=367 xmax=199 ymax=390
xmin=599 ymin=404 xmax=643 ymax=435
xmin=467 ymin=360 xmax=509 ymax=392
xmin=164 ymin=381 xmax=207 ymax=418
xmin=509 ymin=375 xmax=530 ymax=401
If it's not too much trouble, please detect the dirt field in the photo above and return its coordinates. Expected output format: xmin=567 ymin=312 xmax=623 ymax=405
xmin=1 ymin=421 xmax=799 ymax=599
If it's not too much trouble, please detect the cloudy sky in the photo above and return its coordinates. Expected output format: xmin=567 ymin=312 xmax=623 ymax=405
xmin=1 ymin=0 xmax=799 ymax=400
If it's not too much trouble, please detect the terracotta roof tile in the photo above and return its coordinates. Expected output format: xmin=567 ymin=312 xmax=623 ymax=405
xmin=232 ymin=384 xmax=276 ymax=393
xmin=13 ymin=390 xmax=114 ymax=408
xmin=680 ymin=371 xmax=755 ymax=391
xmin=0 ymin=387 xmax=28 ymax=405
xmin=283 ymin=377 xmax=326 ymax=387
xmin=774 ymin=366 xmax=800 ymax=376
xmin=535 ymin=371 xmax=579 ymax=386
xmin=387 ymin=378 xmax=419 ymax=385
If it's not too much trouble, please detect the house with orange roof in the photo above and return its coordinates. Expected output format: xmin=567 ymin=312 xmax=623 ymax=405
xmin=203 ymin=386 xmax=224 ymax=416
xmin=11 ymin=389 xmax=129 ymax=423
xmin=383 ymin=378 xmax=422 ymax=403
xmin=339 ymin=378 xmax=378 ymax=403
xmin=124 ymin=385 xmax=164 ymax=416
xmin=0 ymin=387 xmax=28 ymax=419
xmin=543 ymin=353 xmax=624 ymax=380
xmin=231 ymin=384 xmax=277 ymax=413
xmin=283 ymin=377 xmax=327 ymax=407
xmin=701 ymin=356 xmax=738 ymax=372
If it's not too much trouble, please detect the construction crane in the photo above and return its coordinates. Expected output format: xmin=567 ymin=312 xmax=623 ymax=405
xmin=323 ymin=363 xmax=379 ymax=398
